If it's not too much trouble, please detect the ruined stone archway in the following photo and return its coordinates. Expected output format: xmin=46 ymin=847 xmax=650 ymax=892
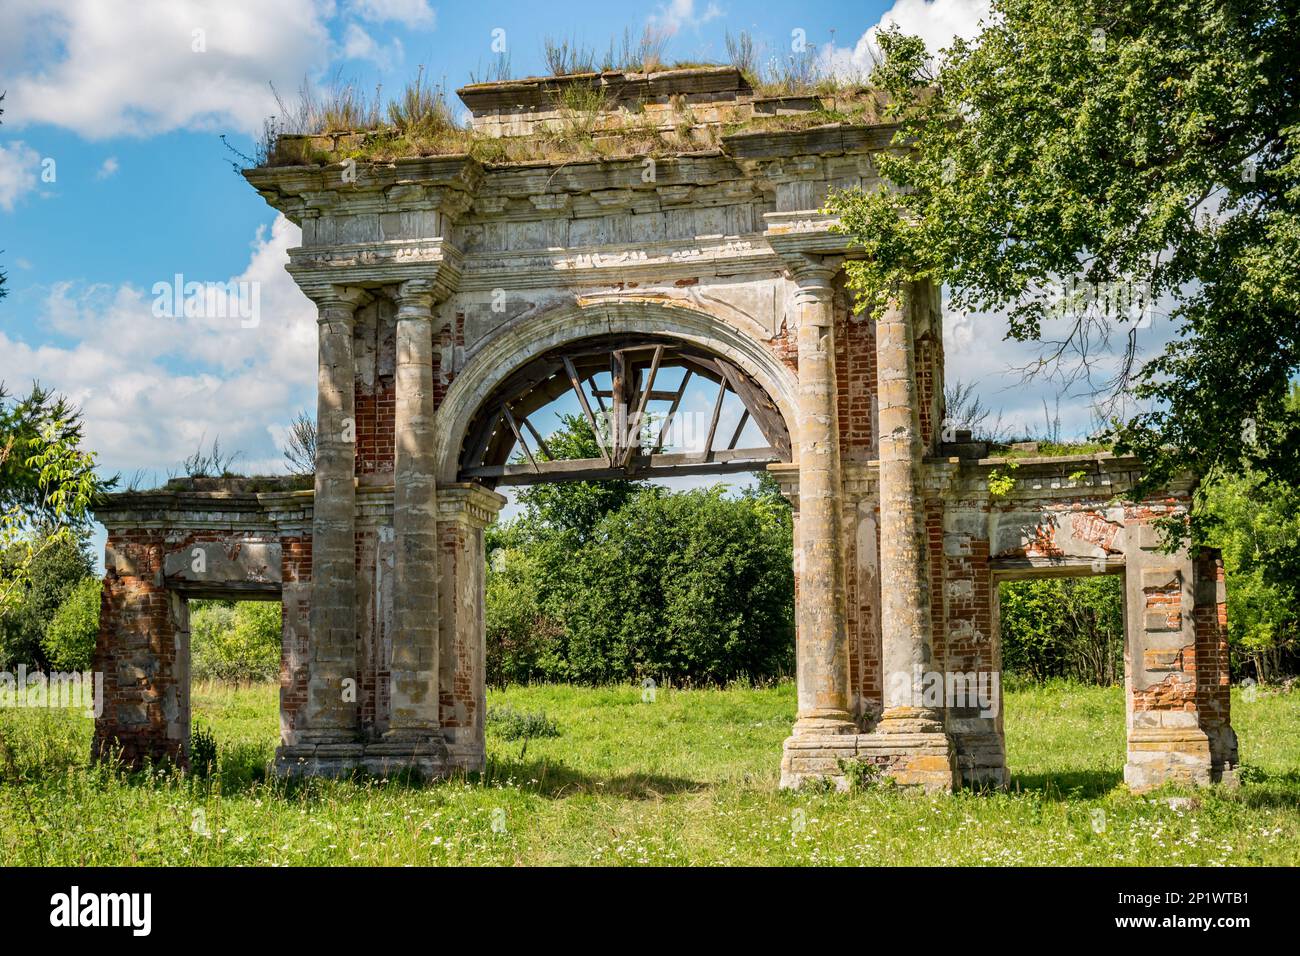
xmin=91 ymin=65 xmax=1236 ymax=792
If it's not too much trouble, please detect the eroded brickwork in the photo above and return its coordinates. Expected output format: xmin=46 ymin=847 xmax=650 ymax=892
xmin=93 ymin=530 xmax=187 ymax=768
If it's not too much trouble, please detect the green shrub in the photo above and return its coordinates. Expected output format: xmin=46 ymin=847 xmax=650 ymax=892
xmin=562 ymin=486 xmax=794 ymax=684
xmin=41 ymin=575 xmax=100 ymax=671
xmin=485 ymin=546 xmax=566 ymax=686
xmin=0 ymin=530 xmax=94 ymax=668
xmin=189 ymin=721 xmax=218 ymax=777
xmin=486 ymin=706 xmax=560 ymax=741
xmin=191 ymin=600 xmax=280 ymax=683
xmin=998 ymin=576 xmax=1124 ymax=684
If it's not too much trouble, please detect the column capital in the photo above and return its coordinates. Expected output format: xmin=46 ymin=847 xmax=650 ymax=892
xmin=395 ymin=278 xmax=439 ymax=319
xmin=786 ymin=253 xmax=842 ymax=288
xmin=307 ymin=284 xmax=369 ymax=321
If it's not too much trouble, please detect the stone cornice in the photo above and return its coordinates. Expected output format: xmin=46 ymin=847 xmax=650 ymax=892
xmin=725 ymin=124 xmax=898 ymax=163
xmin=769 ymin=455 xmax=1196 ymax=507
xmin=243 ymin=155 xmax=484 ymax=221
xmin=286 ymin=239 xmax=464 ymax=298
xmin=457 ymin=66 xmax=750 ymax=116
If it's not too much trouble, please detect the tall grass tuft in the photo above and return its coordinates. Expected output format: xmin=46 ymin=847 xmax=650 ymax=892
xmin=544 ymin=36 xmax=598 ymax=76
xmin=388 ymin=66 xmax=456 ymax=135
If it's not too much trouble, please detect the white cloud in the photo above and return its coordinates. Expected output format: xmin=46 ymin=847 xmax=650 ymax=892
xmin=95 ymin=156 xmax=119 ymax=180
xmin=340 ymin=21 xmax=403 ymax=66
xmin=349 ymin=0 xmax=436 ymax=27
xmin=342 ymin=22 xmax=380 ymax=61
xmin=821 ymin=0 xmax=991 ymax=80
xmin=0 ymin=140 xmax=41 ymax=211
xmin=0 ymin=215 xmax=317 ymax=478
xmin=0 ymin=0 xmax=334 ymax=138
xmin=648 ymin=0 xmax=723 ymax=37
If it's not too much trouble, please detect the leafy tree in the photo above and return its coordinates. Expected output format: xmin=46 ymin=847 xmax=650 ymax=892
xmin=42 ymin=576 xmax=102 ymax=671
xmin=484 ymin=522 xmax=567 ymax=686
xmin=563 ymin=486 xmax=794 ymax=684
xmin=998 ymin=576 xmax=1125 ymax=684
xmin=486 ymin=414 xmax=795 ymax=685
xmin=827 ymin=1 xmax=1300 ymax=496
xmin=513 ymin=412 xmax=638 ymax=543
xmin=0 ymin=529 xmax=94 ymax=668
xmin=0 ymin=384 xmax=109 ymax=611
xmin=1196 ymin=465 xmax=1300 ymax=680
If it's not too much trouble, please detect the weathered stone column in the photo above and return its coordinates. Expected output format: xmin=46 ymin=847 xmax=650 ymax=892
xmin=876 ymin=282 xmax=942 ymax=731
xmin=437 ymin=483 xmax=507 ymax=772
xmin=790 ymin=256 xmax=855 ymax=735
xmin=385 ymin=279 xmax=444 ymax=748
xmin=301 ymin=286 xmax=365 ymax=745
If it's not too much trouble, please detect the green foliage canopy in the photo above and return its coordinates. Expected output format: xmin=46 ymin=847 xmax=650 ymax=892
xmin=485 ymin=417 xmax=795 ymax=685
xmin=827 ymin=0 xmax=1300 ymax=495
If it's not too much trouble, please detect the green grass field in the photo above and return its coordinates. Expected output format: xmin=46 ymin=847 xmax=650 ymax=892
xmin=0 ymin=680 xmax=1296 ymax=865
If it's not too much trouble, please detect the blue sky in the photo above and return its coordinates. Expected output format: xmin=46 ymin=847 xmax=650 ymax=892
xmin=1 ymin=0 xmax=1175 ymax=547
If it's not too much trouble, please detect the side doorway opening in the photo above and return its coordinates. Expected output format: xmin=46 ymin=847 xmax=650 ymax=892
xmin=180 ymin=591 xmax=283 ymax=777
xmin=994 ymin=567 xmax=1127 ymax=795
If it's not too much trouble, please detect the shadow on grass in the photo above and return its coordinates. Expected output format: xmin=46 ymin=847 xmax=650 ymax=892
xmin=1234 ymin=768 xmax=1300 ymax=809
xmin=472 ymin=753 xmax=706 ymax=799
xmin=1006 ymin=768 xmax=1124 ymax=800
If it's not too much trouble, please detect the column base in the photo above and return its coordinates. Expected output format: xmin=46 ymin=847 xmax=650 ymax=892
xmin=875 ymin=706 xmax=946 ymax=734
xmin=780 ymin=730 xmax=959 ymax=793
xmin=1124 ymin=726 xmax=1212 ymax=792
xmin=276 ymin=737 xmax=449 ymax=780
xmin=791 ymin=708 xmax=857 ymax=736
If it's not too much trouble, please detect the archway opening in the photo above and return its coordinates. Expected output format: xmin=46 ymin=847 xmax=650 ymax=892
xmin=458 ymin=333 xmax=791 ymax=487
xmin=995 ymin=569 xmax=1127 ymax=796
xmin=460 ymin=333 xmax=798 ymax=694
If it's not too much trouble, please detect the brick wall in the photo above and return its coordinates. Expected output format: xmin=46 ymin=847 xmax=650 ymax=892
xmin=439 ymin=523 xmax=468 ymax=729
xmin=279 ymin=535 xmax=311 ymax=738
xmin=93 ymin=530 xmax=186 ymax=769
xmin=835 ymin=311 xmax=877 ymax=462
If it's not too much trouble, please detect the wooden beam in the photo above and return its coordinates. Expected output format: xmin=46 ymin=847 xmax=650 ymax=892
xmin=610 ymin=350 xmax=629 ymax=465
xmin=653 ymin=368 xmax=692 ymax=454
xmin=562 ymin=355 xmax=611 ymax=463
xmin=593 ymin=388 xmax=680 ymax=402
xmin=519 ymin=416 xmax=553 ymax=461
xmin=623 ymin=344 xmax=663 ymax=467
xmin=462 ymin=446 xmax=780 ymax=485
xmin=711 ymin=358 xmax=791 ymax=460
xmin=502 ymin=405 xmax=539 ymax=472
xmin=727 ymin=408 xmax=750 ymax=450
xmin=698 ymin=375 xmax=728 ymax=462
